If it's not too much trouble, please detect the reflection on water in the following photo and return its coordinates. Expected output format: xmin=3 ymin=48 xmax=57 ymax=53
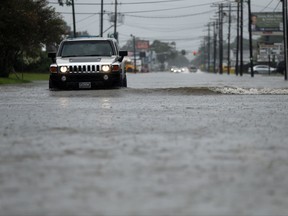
xmin=59 ymin=97 xmax=70 ymax=108
xmin=101 ymin=98 xmax=112 ymax=109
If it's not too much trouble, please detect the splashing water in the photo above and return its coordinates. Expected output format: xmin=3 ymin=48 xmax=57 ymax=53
xmin=210 ymin=87 xmax=288 ymax=95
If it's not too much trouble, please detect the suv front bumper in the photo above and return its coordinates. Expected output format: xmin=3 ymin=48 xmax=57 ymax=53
xmin=49 ymin=72 xmax=122 ymax=89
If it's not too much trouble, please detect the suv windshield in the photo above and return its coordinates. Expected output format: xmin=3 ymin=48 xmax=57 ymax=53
xmin=59 ymin=40 xmax=115 ymax=57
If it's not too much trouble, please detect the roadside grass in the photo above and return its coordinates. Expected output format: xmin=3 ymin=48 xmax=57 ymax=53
xmin=0 ymin=72 xmax=49 ymax=85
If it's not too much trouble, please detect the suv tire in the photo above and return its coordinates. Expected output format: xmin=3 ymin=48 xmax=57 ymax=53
xmin=122 ymin=75 xmax=127 ymax=87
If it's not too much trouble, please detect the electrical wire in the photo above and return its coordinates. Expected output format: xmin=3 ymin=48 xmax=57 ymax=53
xmin=273 ymin=1 xmax=281 ymax=12
xmin=251 ymin=4 xmax=279 ymax=11
xmin=58 ymin=12 xmax=99 ymax=15
xmin=120 ymin=1 xmax=225 ymax=14
xmin=125 ymin=9 xmax=216 ymax=19
xmin=76 ymin=13 xmax=97 ymax=23
xmin=57 ymin=9 xmax=216 ymax=18
xmin=48 ymin=0 xmax=189 ymax=6
xmin=123 ymin=23 xmax=205 ymax=32
xmin=53 ymin=2 xmax=222 ymax=15
xmin=137 ymin=36 xmax=202 ymax=42
xmin=260 ymin=0 xmax=275 ymax=12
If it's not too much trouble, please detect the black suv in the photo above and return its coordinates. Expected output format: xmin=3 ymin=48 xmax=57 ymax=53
xmin=48 ymin=37 xmax=127 ymax=90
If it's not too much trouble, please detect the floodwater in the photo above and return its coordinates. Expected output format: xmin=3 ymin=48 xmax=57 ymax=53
xmin=1 ymin=71 xmax=288 ymax=216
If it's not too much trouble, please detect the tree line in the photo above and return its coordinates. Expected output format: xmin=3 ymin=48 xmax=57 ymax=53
xmin=0 ymin=0 xmax=68 ymax=77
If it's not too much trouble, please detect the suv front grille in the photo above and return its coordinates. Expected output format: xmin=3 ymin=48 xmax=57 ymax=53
xmin=66 ymin=65 xmax=101 ymax=73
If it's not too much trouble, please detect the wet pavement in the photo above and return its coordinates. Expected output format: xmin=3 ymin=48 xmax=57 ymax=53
xmin=0 ymin=72 xmax=288 ymax=216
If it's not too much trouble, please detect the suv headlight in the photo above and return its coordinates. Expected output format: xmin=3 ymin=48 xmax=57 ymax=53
xmin=60 ymin=66 xmax=69 ymax=73
xmin=101 ymin=65 xmax=111 ymax=73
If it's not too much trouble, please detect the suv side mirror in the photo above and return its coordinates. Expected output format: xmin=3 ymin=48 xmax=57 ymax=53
xmin=48 ymin=52 xmax=56 ymax=63
xmin=118 ymin=51 xmax=128 ymax=62
xmin=119 ymin=51 xmax=128 ymax=57
xmin=48 ymin=52 xmax=56 ymax=58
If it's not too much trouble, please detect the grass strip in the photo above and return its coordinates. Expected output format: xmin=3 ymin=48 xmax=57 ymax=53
xmin=0 ymin=72 xmax=49 ymax=85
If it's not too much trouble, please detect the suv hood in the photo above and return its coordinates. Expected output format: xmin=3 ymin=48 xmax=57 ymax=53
xmin=56 ymin=56 xmax=117 ymax=64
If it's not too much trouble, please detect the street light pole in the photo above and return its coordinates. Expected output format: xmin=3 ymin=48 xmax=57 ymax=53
xmin=114 ymin=0 xmax=118 ymax=40
xmin=213 ymin=21 xmax=218 ymax=73
xmin=235 ymin=0 xmax=240 ymax=76
xmin=282 ymin=0 xmax=288 ymax=80
xmin=71 ymin=0 xmax=76 ymax=37
xmin=247 ymin=0 xmax=254 ymax=77
xmin=208 ymin=23 xmax=211 ymax=72
xmin=100 ymin=0 xmax=104 ymax=37
xmin=219 ymin=4 xmax=224 ymax=74
xmin=227 ymin=3 xmax=232 ymax=75
xmin=131 ymin=35 xmax=137 ymax=73
xmin=240 ymin=0 xmax=243 ymax=76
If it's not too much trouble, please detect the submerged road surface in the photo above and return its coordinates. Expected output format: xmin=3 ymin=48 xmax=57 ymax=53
xmin=1 ymin=72 xmax=288 ymax=216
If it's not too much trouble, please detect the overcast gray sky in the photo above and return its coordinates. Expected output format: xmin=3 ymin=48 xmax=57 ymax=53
xmin=48 ymin=0 xmax=283 ymax=52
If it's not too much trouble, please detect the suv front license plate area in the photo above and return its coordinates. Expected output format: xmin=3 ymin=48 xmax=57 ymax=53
xmin=79 ymin=82 xmax=91 ymax=89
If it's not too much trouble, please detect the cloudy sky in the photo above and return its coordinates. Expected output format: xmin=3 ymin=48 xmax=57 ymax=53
xmin=48 ymin=0 xmax=283 ymax=52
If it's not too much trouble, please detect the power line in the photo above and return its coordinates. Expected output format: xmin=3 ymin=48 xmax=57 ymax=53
xmin=273 ymin=1 xmax=281 ymax=12
xmin=58 ymin=12 xmax=100 ymax=15
xmin=260 ymin=0 xmax=275 ymax=12
xmin=48 ymin=0 xmax=188 ymax=6
xmin=119 ymin=0 xmax=208 ymax=5
xmin=57 ymin=9 xmax=216 ymax=18
xmin=251 ymin=3 xmax=280 ymax=11
xmin=121 ymin=2 xmax=225 ymax=14
xmin=125 ymin=9 xmax=216 ymax=19
xmin=51 ymin=1 xmax=223 ymax=15
xmin=138 ymin=36 xmax=202 ymax=41
xmin=76 ymin=13 xmax=97 ymax=23
xmin=123 ymin=23 xmax=205 ymax=32
xmin=119 ymin=32 xmax=201 ymax=41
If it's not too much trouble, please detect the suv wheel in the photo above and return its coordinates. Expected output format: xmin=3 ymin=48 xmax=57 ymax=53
xmin=49 ymin=79 xmax=57 ymax=90
xmin=122 ymin=75 xmax=127 ymax=87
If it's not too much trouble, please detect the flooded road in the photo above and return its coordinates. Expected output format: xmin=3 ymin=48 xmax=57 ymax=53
xmin=1 ymin=72 xmax=288 ymax=216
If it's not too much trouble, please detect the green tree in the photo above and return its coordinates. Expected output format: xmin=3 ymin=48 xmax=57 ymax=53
xmin=150 ymin=40 xmax=177 ymax=66
xmin=168 ymin=53 xmax=189 ymax=67
xmin=0 ymin=0 xmax=67 ymax=77
xmin=58 ymin=0 xmax=72 ymax=6
xmin=121 ymin=38 xmax=137 ymax=52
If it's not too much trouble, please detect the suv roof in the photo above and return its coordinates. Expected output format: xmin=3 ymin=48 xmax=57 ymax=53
xmin=63 ymin=36 xmax=117 ymax=42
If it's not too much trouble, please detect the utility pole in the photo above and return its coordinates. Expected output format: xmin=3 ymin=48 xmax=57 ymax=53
xmin=213 ymin=21 xmax=218 ymax=73
xmin=247 ymin=0 xmax=254 ymax=77
xmin=71 ymin=0 xmax=76 ymax=37
xmin=235 ymin=0 xmax=240 ymax=76
xmin=207 ymin=23 xmax=211 ymax=72
xmin=214 ymin=2 xmax=236 ymax=75
xmin=211 ymin=2 xmax=224 ymax=74
xmin=216 ymin=2 xmax=237 ymax=75
xmin=282 ymin=0 xmax=288 ymax=80
xmin=240 ymin=0 xmax=243 ymax=76
xmin=219 ymin=4 xmax=224 ymax=74
xmin=203 ymin=39 xmax=206 ymax=70
xmin=100 ymin=0 xmax=104 ymax=37
xmin=227 ymin=3 xmax=232 ymax=75
xmin=131 ymin=35 xmax=137 ymax=73
xmin=114 ymin=0 xmax=118 ymax=40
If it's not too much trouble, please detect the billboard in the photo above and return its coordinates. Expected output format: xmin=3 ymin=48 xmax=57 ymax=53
xmin=257 ymin=43 xmax=282 ymax=62
xmin=136 ymin=40 xmax=149 ymax=50
xmin=251 ymin=12 xmax=283 ymax=36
